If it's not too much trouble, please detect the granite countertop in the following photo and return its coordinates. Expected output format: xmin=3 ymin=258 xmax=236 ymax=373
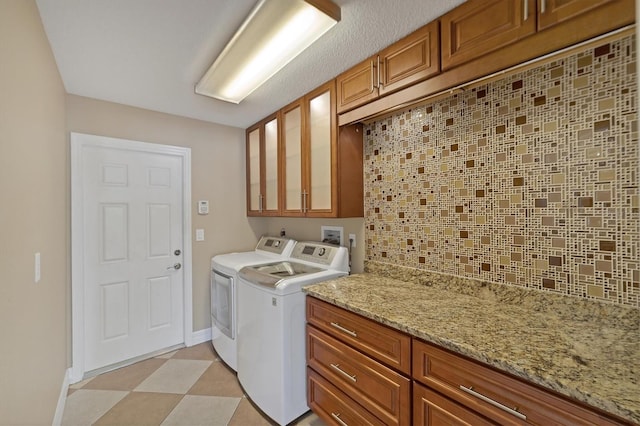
xmin=303 ymin=262 xmax=640 ymax=424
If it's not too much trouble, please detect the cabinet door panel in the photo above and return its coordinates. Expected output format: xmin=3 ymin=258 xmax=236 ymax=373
xmin=246 ymin=127 xmax=261 ymax=214
xmin=441 ymin=0 xmax=536 ymax=70
xmin=308 ymin=326 xmax=411 ymax=426
xmin=379 ymin=20 xmax=440 ymax=96
xmin=538 ymin=0 xmax=618 ymax=30
xmin=413 ymin=383 xmax=495 ymax=426
xmin=282 ymin=103 xmax=303 ymax=213
xmin=336 ymin=58 xmax=378 ymax=113
xmin=264 ymin=117 xmax=279 ymax=212
xmin=308 ymin=368 xmax=386 ymax=426
xmin=308 ymin=89 xmax=333 ymax=212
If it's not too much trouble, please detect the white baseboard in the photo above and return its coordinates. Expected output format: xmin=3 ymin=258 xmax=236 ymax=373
xmin=191 ymin=327 xmax=212 ymax=346
xmin=52 ymin=368 xmax=71 ymax=426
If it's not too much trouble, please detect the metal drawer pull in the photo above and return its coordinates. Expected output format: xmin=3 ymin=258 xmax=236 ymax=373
xmin=331 ymin=412 xmax=349 ymax=426
xmin=330 ymin=322 xmax=357 ymax=337
xmin=460 ymin=385 xmax=527 ymax=421
xmin=330 ymin=363 xmax=357 ymax=382
xmin=523 ymin=0 xmax=528 ymax=21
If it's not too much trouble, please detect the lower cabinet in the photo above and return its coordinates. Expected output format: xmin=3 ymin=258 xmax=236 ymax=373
xmin=306 ymin=296 xmax=631 ymax=426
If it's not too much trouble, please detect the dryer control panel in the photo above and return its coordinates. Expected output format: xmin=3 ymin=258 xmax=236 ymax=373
xmin=290 ymin=242 xmax=348 ymax=272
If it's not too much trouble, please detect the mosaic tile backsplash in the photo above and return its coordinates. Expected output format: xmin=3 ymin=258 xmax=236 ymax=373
xmin=364 ymin=35 xmax=639 ymax=307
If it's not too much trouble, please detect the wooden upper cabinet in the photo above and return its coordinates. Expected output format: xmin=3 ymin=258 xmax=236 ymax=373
xmin=440 ymin=0 xmax=536 ymax=71
xmin=245 ymin=113 xmax=280 ymax=216
xmin=537 ymin=0 xmax=619 ymax=30
xmin=337 ymin=20 xmax=440 ymax=113
xmin=379 ymin=20 xmax=440 ymax=96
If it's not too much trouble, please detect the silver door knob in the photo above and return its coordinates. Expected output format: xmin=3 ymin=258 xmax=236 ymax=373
xmin=167 ymin=263 xmax=182 ymax=270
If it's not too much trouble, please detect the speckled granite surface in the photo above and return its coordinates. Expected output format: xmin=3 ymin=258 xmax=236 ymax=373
xmin=303 ymin=261 xmax=640 ymax=424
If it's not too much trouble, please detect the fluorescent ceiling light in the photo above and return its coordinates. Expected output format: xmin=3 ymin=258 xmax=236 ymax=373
xmin=195 ymin=0 xmax=340 ymax=104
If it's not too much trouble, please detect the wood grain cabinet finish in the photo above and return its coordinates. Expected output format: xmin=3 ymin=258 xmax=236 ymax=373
xmin=412 ymin=339 xmax=628 ymax=426
xmin=337 ymin=20 xmax=440 ymax=113
xmin=246 ymin=113 xmax=280 ymax=216
xmin=537 ymin=0 xmax=620 ymax=30
xmin=440 ymin=0 xmax=536 ymax=71
xmin=413 ymin=382 xmax=495 ymax=426
xmin=306 ymin=297 xmax=411 ymax=375
xmin=307 ymin=326 xmax=411 ymax=426
xmin=308 ymin=368 xmax=386 ymax=426
xmin=248 ymin=80 xmax=364 ymax=218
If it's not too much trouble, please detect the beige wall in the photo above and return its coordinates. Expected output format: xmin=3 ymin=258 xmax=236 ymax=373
xmin=262 ymin=217 xmax=365 ymax=274
xmin=0 ymin=1 xmax=69 ymax=423
xmin=66 ymin=95 xmax=267 ymax=332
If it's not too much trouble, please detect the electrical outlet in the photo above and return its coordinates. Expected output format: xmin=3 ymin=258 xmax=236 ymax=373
xmin=349 ymin=234 xmax=356 ymax=247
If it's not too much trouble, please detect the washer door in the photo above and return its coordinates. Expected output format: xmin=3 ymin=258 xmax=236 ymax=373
xmin=211 ymin=270 xmax=234 ymax=339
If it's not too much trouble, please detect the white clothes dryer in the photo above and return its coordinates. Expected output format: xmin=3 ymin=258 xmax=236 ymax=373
xmin=210 ymin=236 xmax=295 ymax=371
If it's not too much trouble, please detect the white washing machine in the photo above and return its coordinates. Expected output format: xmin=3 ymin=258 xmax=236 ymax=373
xmin=237 ymin=241 xmax=349 ymax=425
xmin=210 ymin=236 xmax=296 ymax=371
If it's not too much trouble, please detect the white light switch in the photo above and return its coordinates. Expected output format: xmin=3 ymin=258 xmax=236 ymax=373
xmin=35 ymin=252 xmax=41 ymax=283
xmin=195 ymin=229 xmax=205 ymax=241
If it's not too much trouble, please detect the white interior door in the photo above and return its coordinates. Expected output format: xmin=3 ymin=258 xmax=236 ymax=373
xmin=71 ymin=133 xmax=192 ymax=377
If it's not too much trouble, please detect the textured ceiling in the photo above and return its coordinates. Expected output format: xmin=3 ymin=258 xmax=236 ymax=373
xmin=36 ymin=0 xmax=465 ymax=129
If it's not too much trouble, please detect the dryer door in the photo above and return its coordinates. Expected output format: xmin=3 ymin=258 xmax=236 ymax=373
xmin=212 ymin=269 xmax=234 ymax=339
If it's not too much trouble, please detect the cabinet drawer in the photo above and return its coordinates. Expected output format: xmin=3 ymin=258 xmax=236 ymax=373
xmin=306 ymin=297 xmax=411 ymax=374
xmin=413 ymin=382 xmax=495 ymax=426
xmin=308 ymin=368 xmax=385 ymax=426
xmin=308 ymin=326 xmax=411 ymax=426
xmin=413 ymin=340 xmax=627 ymax=425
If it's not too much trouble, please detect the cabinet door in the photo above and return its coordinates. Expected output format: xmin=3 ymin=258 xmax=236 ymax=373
xmin=413 ymin=383 xmax=495 ymax=426
xmin=379 ymin=20 xmax=440 ymax=96
xmin=282 ymin=100 xmax=304 ymax=214
xmin=262 ymin=115 xmax=280 ymax=213
xmin=537 ymin=0 xmax=618 ymax=30
xmin=305 ymin=82 xmax=336 ymax=216
xmin=440 ymin=0 xmax=536 ymax=70
xmin=246 ymin=125 xmax=262 ymax=214
xmin=336 ymin=57 xmax=378 ymax=113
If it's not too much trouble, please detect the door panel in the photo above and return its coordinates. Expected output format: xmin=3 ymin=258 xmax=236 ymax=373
xmin=82 ymin=144 xmax=184 ymax=372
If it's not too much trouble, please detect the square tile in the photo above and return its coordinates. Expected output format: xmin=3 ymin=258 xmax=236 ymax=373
xmin=83 ymin=358 xmax=167 ymax=391
xmin=171 ymin=342 xmax=217 ymax=361
xmin=135 ymin=359 xmax=212 ymax=394
xmin=188 ymin=361 xmax=244 ymax=397
xmin=61 ymin=389 xmax=128 ymax=426
xmin=94 ymin=392 xmax=182 ymax=426
xmin=161 ymin=395 xmax=241 ymax=426
xmin=228 ymin=397 xmax=273 ymax=426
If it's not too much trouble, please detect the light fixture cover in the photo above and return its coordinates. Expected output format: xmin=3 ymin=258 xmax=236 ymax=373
xmin=195 ymin=0 xmax=340 ymax=104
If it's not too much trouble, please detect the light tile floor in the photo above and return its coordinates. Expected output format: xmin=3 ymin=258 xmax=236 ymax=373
xmin=62 ymin=343 xmax=325 ymax=426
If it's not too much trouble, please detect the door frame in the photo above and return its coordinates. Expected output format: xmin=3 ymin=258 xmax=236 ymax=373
xmin=70 ymin=132 xmax=193 ymax=383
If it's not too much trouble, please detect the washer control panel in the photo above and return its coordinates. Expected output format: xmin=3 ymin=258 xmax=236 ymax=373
xmin=290 ymin=242 xmax=339 ymax=266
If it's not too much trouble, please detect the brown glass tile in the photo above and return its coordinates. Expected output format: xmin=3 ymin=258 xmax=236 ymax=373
xmin=594 ymin=43 xmax=610 ymax=57
xmin=481 ymin=236 xmax=491 ymax=245
xmin=505 ymin=215 xmax=516 ymax=225
xmin=534 ymin=96 xmax=546 ymax=106
xmin=550 ymin=66 xmax=564 ymax=79
xmin=514 ymin=236 xmax=525 ymax=246
xmin=406 ymin=153 xmax=412 ymax=159
xmin=418 ymin=167 xmax=425 ymax=174
xmin=466 ymin=160 xmax=475 ymax=168
xmin=549 ymin=256 xmax=562 ymax=266
xmin=496 ymin=152 xmax=507 ymax=162
xmin=542 ymin=278 xmax=556 ymax=289
xmin=496 ymin=125 xmax=506 ymax=134
xmin=512 ymin=80 xmax=523 ymax=90
xmin=511 ymin=252 xmax=522 ymax=262
xmin=423 ymin=125 xmax=430 ymax=131
xmin=542 ymin=216 xmax=555 ymax=226
xmin=419 ymin=257 xmax=426 ymax=263
xmin=535 ymin=198 xmax=548 ymax=208
xmin=407 ymin=239 xmax=414 ymax=245
xmin=594 ymin=120 xmax=610 ymax=132
xmin=455 ymin=205 xmax=464 ymax=213
xmin=446 ymin=118 xmax=454 ymax=126
xmin=579 ymin=264 xmax=595 ymax=275
xmin=386 ymin=195 xmax=392 ymax=201
xmin=477 ymin=89 xmax=486 ymax=98
xmin=577 ymin=55 xmax=592 ymax=68
xmin=596 ymin=260 xmax=612 ymax=272
xmin=515 ymin=116 xmax=526 ymax=125
xmin=481 ymin=263 xmax=491 ymax=271
xmin=599 ymin=240 xmax=616 ymax=252
xmin=578 ymin=197 xmax=594 ymax=207
xmin=460 ymin=231 xmax=468 ymax=238
xmin=513 ymin=177 xmax=524 ymax=186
